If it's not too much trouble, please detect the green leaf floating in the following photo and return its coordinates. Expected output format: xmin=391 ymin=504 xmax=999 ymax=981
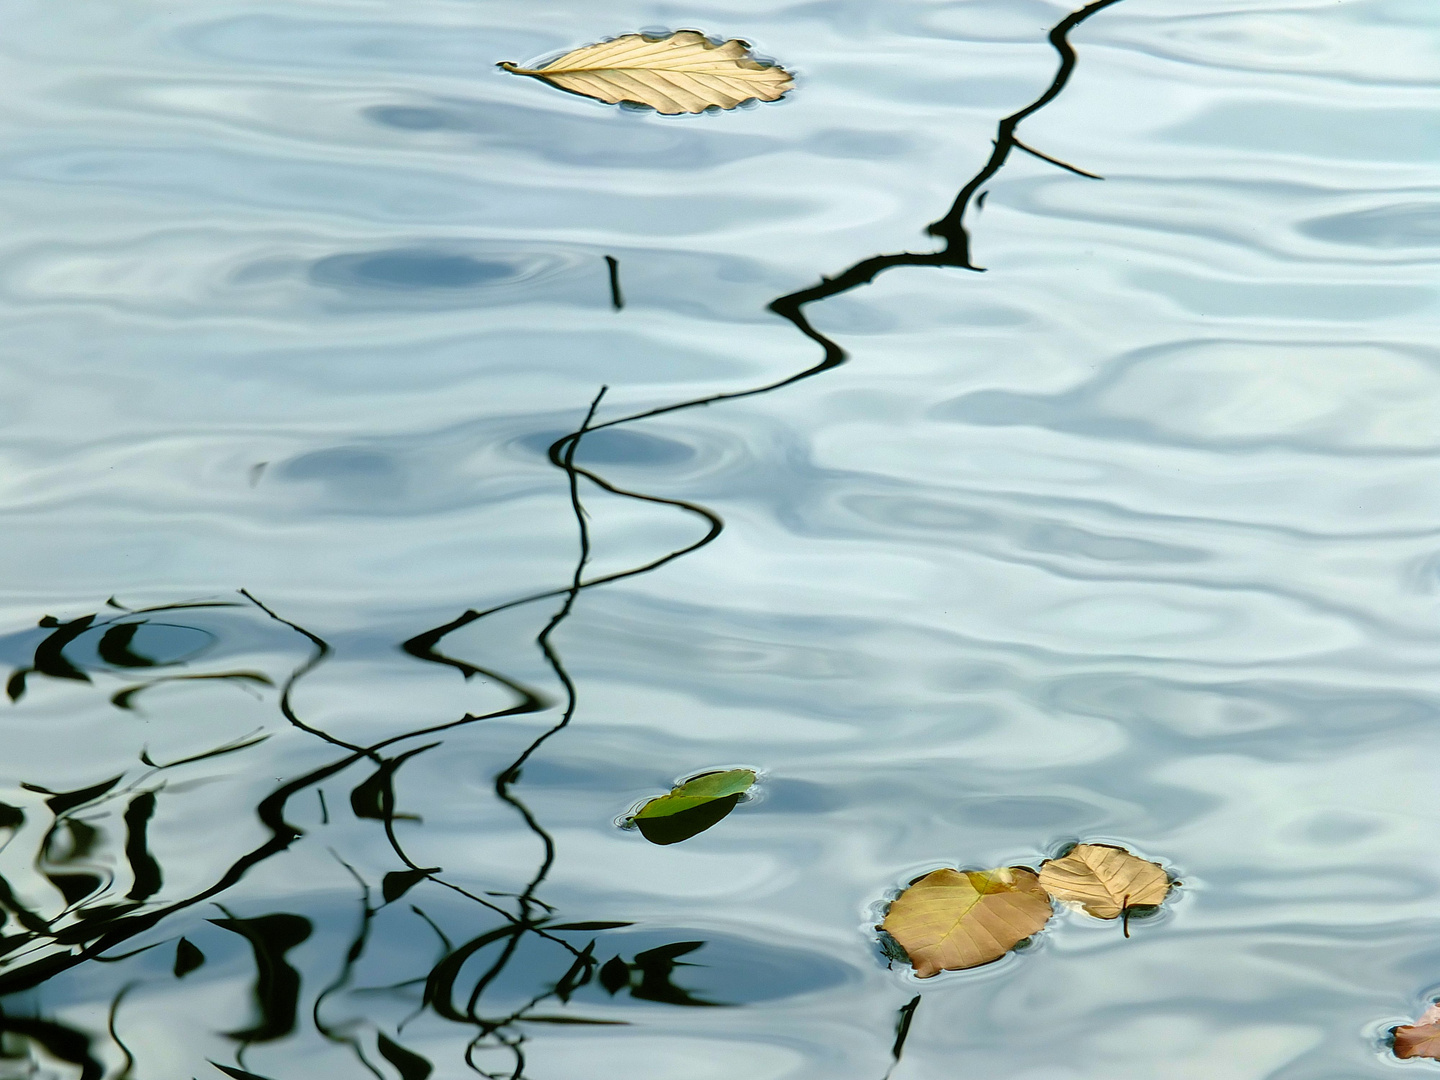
xmin=628 ymin=769 xmax=756 ymax=846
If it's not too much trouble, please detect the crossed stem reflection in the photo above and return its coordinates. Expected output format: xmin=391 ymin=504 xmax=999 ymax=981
xmin=0 ymin=2 xmax=1124 ymax=1075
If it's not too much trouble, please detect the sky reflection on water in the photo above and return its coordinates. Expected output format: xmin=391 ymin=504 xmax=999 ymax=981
xmin=1 ymin=0 xmax=1439 ymax=1077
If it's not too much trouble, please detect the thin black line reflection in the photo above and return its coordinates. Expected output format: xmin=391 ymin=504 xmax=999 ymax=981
xmin=409 ymin=0 xmax=1123 ymax=648
xmin=550 ymin=0 xmax=1125 ymax=446
xmin=604 ymin=255 xmax=624 ymax=310
xmin=0 ymin=3 xmax=1128 ymax=1075
xmin=378 ymin=4 xmax=1128 ymax=1074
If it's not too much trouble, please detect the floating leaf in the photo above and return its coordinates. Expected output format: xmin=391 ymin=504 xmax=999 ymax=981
xmin=635 ymin=769 xmax=756 ymax=818
xmin=635 ymin=797 xmax=741 ymax=844
xmin=1037 ymin=843 xmax=1170 ymax=920
xmin=880 ymin=867 xmax=1053 ymax=978
xmin=500 ymin=31 xmax=793 ymax=116
xmin=630 ymin=769 xmax=756 ymax=846
xmin=1395 ymin=1002 xmax=1440 ymax=1060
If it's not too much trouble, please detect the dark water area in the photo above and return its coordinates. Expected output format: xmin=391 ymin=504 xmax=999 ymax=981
xmin=2 ymin=0 xmax=1439 ymax=1077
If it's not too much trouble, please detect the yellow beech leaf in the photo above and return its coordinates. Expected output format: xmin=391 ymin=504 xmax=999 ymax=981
xmin=1395 ymin=1002 xmax=1440 ymax=1060
xmin=880 ymin=867 xmax=1053 ymax=978
xmin=1037 ymin=843 xmax=1171 ymax=920
xmin=499 ymin=31 xmax=794 ymax=115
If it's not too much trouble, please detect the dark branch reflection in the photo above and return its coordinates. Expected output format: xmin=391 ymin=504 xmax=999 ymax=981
xmin=0 ymin=3 xmax=1123 ymax=1075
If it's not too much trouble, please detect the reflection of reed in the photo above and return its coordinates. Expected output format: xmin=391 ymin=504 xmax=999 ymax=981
xmin=0 ymin=2 xmax=1126 ymax=1075
xmin=0 ymin=394 xmax=705 ymax=1079
xmin=553 ymin=0 xmax=1127 ymax=442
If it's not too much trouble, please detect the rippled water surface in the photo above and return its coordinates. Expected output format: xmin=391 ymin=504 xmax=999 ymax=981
xmin=2 ymin=0 xmax=1439 ymax=1076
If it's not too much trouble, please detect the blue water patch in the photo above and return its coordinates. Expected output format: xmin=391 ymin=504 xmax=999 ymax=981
xmin=310 ymin=249 xmax=520 ymax=290
xmin=1299 ymin=202 xmax=1440 ymax=249
xmin=519 ymin=427 xmax=698 ymax=466
xmin=277 ymin=446 xmax=407 ymax=499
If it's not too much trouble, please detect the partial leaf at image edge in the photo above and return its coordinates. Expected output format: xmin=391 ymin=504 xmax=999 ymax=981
xmin=1394 ymin=1002 xmax=1440 ymax=1060
xmin=500 ymin=31 xmax=793 ymax=115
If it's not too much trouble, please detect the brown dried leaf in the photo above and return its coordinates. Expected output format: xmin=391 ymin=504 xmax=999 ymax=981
xmin=1395 ymin=1002 xmax=1440 ymax=1060
xmin=1038 ymin=843 xmax=1171 ymax=919
xmin=500 ymin=31 xmax=794 ymax=115
xmin=880 ymin=867 xmax=1053 ymax=978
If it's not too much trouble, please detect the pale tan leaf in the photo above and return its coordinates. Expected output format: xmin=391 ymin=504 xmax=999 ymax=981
xmin=1037 ymin=843 xmax=1171 ymax=920
xmin=1395 ymin=1002 xmax=1440 ymax=1060
xmin=880 ymin=867 xmax=1053 ymax=978
xmin=500 ymin=31 xmax=794 ymax=115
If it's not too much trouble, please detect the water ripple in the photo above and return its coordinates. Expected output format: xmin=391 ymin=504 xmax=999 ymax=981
xmin=0 ymin=0 xmax=1437 ymax=1076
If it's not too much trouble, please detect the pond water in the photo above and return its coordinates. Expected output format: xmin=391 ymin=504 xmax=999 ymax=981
xmin=1 ymin=0 xmax=1439 ymax=1077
